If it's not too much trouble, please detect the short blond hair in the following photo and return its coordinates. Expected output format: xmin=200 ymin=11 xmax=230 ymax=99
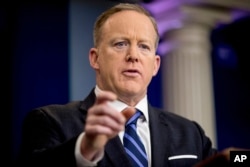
xmin=93 ymin=3 xmax=159 ymax=48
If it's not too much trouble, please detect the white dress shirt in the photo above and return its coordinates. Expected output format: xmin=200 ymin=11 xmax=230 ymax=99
xmin=75 ymin=86 xmax=151 ymax=167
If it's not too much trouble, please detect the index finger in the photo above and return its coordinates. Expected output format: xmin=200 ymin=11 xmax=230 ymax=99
xmin=95 ymin=91 xmax=117 ymax=105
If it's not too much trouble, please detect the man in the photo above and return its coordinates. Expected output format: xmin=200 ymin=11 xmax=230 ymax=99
xmin=17 ymin=3 xmax=218 ymax=167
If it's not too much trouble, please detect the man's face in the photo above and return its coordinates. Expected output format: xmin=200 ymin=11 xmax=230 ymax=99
xmin=89 ymin=10 xmax=161 ymax=102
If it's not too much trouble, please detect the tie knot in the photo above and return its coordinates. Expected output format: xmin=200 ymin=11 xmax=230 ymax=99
xmin=126 ymin=109 xmax=142 ymax=126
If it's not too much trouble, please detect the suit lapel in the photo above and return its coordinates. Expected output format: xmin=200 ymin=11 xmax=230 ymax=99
xmin=79 ymin=88 xmax=96 ymax=112
xmin=105 ymin=136 xmax=132 ymax=167
xmin=148 ymin=105 xmax=170 ymax=167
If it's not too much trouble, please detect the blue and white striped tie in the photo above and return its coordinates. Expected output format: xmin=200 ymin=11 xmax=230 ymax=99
xmin=123 ymin=109 xmax=148 ymax=167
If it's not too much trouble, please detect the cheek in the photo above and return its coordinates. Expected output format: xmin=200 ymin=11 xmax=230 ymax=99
xmin=102 ymin=61 xmax=121 ymax=78
xmin=146 ymin=60 xmax=158 ymax=75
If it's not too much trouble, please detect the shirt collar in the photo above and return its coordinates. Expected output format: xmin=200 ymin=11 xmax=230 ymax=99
xmin=94 ymin=85 xmax=149 ymax=121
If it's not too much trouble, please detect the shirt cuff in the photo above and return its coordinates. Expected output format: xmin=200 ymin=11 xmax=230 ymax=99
xmin=75 ymin=132 xmax=104 ymax=167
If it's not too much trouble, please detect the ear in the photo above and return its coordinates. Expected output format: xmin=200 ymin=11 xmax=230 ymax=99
xmin=89 ymin=48 xmax=99 ymax=70
xmin=153 ymin=55 xmax=161 ymax=76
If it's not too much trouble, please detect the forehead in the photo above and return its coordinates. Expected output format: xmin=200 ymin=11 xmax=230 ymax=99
xmin=106 ymin=10 xmax=152 ymax=26
xmin=102 ymin=10 xmax=157 ymax=41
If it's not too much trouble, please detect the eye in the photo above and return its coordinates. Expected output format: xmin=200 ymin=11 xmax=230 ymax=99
xmin=139 ymin=44 xmax=150 ymax=50
xmin=114 ymin=41 xmax=128 ymax=48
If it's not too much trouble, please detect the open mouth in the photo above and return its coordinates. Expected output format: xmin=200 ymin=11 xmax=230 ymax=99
xmin=123 ymin=69 xmax=141 ymax=77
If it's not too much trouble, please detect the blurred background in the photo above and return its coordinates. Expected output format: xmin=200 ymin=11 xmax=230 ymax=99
xmin=2 ymin=0 xmax=250 ymax=165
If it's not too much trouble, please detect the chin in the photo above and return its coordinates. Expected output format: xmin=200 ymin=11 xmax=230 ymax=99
xmin=121 ymin=87 xmax=142 ymax=96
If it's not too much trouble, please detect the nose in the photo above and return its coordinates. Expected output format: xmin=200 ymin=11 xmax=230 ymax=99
xmin=126 ymin=45 xmax=139 ymax=62
xmin=126 ymin=55 xmax=138 ymax=62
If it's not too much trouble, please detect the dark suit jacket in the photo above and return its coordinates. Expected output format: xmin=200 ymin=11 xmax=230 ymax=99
xmin=17 ymin=88 xmax=217 ymax=167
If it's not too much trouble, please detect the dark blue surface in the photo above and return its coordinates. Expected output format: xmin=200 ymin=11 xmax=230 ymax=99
xmin=211 ymin=16 xmax=250 ymax=150
xmin=10 ymin=1 xmax=69 ymax=161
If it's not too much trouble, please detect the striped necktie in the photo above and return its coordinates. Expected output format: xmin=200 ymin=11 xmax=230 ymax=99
xmin=123 ymin=109 xmax=148 ymax=167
